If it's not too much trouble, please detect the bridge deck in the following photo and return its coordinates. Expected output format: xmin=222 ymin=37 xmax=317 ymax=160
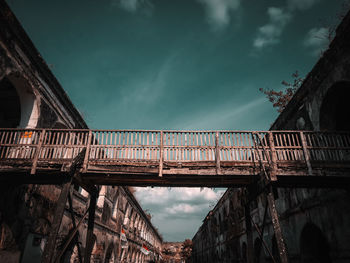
xmin=1 ymin=129 xmax=350 ymax=187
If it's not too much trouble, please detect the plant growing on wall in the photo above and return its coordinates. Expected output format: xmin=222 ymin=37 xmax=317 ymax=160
xmin=259 ymin=71 xmax=303 ymax=113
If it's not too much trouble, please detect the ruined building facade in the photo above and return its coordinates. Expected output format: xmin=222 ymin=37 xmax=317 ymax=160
xmin=0 ymin=1 xmax=162 ymax=262
xmin=192 ymin=9 xmax=350 ymax=263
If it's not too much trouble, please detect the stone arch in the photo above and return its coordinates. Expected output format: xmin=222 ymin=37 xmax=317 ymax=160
xmin=0 ymin=77 xmax=20 ymax=128
xmin=300 ymin=222 xmax=332 ymax=263
xmin=1 ymin=74 xmax=39 ymax=128
xmin=254 ymin=237 xmax=264 ymax=263
xmin=60 ymin=233 xmax=80 ymax=263
xmin=104 ymin=243 xmax=116 ymax=263
xmin=241 ymin=242 xmax=247 ymax=263
xmin=271 ymin=235 xmax=280 ymax=262
xmin=89 ymin=234 xmax=100 ymax=262
xmin=320 ymin=81 xmax=350 ymax=131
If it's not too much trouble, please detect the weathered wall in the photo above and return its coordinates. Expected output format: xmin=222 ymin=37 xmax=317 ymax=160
xmin=192 ymin=9 xmax=350 ymax=263
xmin=0 ymin=1 xmax=163 ymax=262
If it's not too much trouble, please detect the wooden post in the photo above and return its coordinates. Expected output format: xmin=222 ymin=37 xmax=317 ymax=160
xmin=215 ymin=132 xmax=221 ymax=174
xmin=159 ymin=131 xmax=163 ymax=177
xmin=251 ymin=217 xmax=277 ymax=263
xmin=82 ymin=130 xmax=92 ymax=173
xmin=84 ymin=192 xmax=97 ymax=263
xmin=266 ymin=187 xmax=289 ymax=263
xmin=54 ymin=204 xmax=89 ymax=263
xmin=300 ymin=132 xmax=313 ymax=176
xmin=31 ymin=129 xmax=46 ymax=174
xmin=41 ymin=181 xmax=72 ymax=263
xmin=244 ymin=204 xmax=254 ymax=263
xmin=267 ymin=132 xmax=278 ymax=181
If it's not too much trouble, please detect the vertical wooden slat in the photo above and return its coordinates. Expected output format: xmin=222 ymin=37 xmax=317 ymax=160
xmin=159 ymin=131 xmax=164 ymax=177
xmin=31 ymin=129 xmax=46 ymax=175
xmin=82 ymin=131 xmax=93 ymax=173
xmin=268 ymin=132 xmax=278 ymax=181
xmin=215 ymin=132 xmax=221 ymax=174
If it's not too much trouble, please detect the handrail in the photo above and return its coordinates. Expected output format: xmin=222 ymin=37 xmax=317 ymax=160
xmin=0 ymin=129 xmax=349 ymax=166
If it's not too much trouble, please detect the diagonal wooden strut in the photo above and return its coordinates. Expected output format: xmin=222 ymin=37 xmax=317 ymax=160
xmin=41 ymin=149 xmax=87 ymax=263
xmin=41 ymin=180 xmax=72 ymax=263
xmin=251 ymin=132 xmax=289 ymax=263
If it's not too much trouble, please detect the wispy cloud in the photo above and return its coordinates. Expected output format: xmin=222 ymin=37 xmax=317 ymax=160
xmin=303 ymin=27 xmax=329 ymax=56
xmin=253 ymin=7 xmax=292 ymax=49
xmin=120 ymin=53 xmax=178 ymax=106
xmin=112 ymin=0 xmax=153 ymax=15
xmin=175 ymin=96 xmax=266 ymax=129
xmin=197 ymin=0 xmax=241 ymax=31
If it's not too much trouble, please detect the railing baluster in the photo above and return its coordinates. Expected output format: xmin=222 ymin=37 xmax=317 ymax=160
xmin=215 ymin=132 xmax=221 ymax=174
xmin=268 ymin=132 xmax=278 ymax=181
xmin=31 ymin=129 xmax=46 ymax=175
xmin=159 ymin=131 xmax=163 ymax=177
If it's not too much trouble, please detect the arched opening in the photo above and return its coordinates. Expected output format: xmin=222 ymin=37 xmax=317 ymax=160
xmin=320 ymin=81 xmax=350 ymax=131
xmin=254 ymin=238 xmax=264 ymax=263
xmin=0 ymin=75 xmax=39 ymax=128
xmin=242 ymin=242 xmax=247 ymax=263
xmin=60 ymin=233 xmax=80 ymax=263
xmin=300 ymin=223 xmax=332 ymax=263
xmin=104 ymin=243 xmax=115 ymax=263
xmin=271 ymin=235 xmax=281 ymax=263
xmin=0 ymin=77 xmax=21 ymax=128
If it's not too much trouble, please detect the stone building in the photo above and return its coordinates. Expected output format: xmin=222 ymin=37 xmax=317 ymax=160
xmin=0 ymin=1 xmax=162 ymax=262
xmin=192 ymin=9 xmax=350 ymax=263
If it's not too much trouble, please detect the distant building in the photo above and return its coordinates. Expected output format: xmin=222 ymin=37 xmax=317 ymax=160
xmin=192 ymin=9 xmax=350 ymax=263
xmin=0 ymin=1 xmax=162 ymax=262
xmin=161 ymin=242 xmax=183 ymax=263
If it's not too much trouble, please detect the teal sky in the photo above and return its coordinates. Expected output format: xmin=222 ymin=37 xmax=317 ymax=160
xmin=7 ymin=0 xmax=345 ymax=241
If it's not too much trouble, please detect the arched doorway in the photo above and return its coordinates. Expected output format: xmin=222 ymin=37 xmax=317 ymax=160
xmin=242 ymin=242 xmax=247 ymax=263
xmin=254 ymin=238 xmax=264 ymax=263
xmin=0 ymin=77 xmax=21 ymax=128
xmin=104 ymin=243 xmax=115 ymax=263
xmin=271 ymin=235 xmax=281 ymax=263
xmin=300 ymin=223 xmax=332 ymax=263
xmin=0 ymin=75 xmax=39 ymax=128
xmin=320 ymin=81 xmax=350 ymax=131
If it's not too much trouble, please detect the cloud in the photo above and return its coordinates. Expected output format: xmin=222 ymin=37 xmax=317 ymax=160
xmin=253 ymin=0 xmax=319 ymax=50
xmin=287 ymin=0 xmax=319 ymax=11
xmin=112 ymin=0 xmax=153 ymax=15
xmin=134 ymin=187 xmax=226 ymax=240
xmin=303 ymin=27 xmax=329 ymax=56
xmin=197 ymin=0 xmax=241 ymax=30
xmin=166 ymin=203 xmax=202 ymax=214
xmin=253 ymin=7 xmax=292 ymax=49
xmin=135 ymin=187 xmax=223 ymax=206
xmin=135 ymin=187 xmax=225 ymax=220
xmin=120 ymin=52 xmax=178 ymax=106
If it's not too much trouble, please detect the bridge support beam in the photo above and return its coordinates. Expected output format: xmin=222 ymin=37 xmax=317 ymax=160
xmin=244 ymin=204 xmax=254 ymax=263
xmin=266 ymin=186 xmax=289 ymax=263
xmin=41 ymin=181 xmax=72 ymax=263
xmin=84 ymin=191 xmax=97 ymax=263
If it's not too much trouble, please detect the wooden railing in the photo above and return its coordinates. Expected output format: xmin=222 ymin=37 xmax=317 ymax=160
xmin=1 ymin=129 xmax=350 ymax=174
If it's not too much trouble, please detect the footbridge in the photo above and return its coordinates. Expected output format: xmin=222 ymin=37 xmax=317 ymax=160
xmin=1 ymin=128 xmax=350 ymax=188
xmin=1 ymin=128 xmax=350 ymax=263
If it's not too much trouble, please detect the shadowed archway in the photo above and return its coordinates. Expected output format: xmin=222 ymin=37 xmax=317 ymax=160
xmin=300 ymin=223 xmax=332 ymax=263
